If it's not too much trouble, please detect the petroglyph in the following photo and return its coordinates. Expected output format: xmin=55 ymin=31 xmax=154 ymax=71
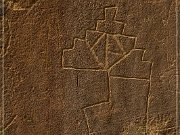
xmin=2 ymin=1 xmax=177 ymax=134
xmin=62 ymin=7 xmax=139 ymax=71
xmin=61 ymin=6 xmax=154 ymax=135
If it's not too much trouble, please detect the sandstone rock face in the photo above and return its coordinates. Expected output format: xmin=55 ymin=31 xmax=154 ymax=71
xmin=0 ymin=0 xmax=179 ymax=135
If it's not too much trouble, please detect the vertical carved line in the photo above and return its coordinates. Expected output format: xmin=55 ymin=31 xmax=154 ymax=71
xmin=1 ymin=0 xmax=5 ymax=134
xmin=145 ymin=62 xmax=153 ymax=134
xmin=175 ymin=0 xmax=179 ymax=134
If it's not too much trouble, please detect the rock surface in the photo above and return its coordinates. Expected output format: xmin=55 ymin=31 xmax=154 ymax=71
xmin=0 ymin=0 xmax=179 ymax=134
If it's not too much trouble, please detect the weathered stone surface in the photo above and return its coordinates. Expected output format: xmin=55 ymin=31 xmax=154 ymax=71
xmin=110 ymin=49 xmax=152 ymax=79
xmin=50 ymin=69 xmax=109 ymax=134
xmin=0 ymin=0 xmax=179 ymax=135
xmin=91 ymin=34 xmax=107 ymax=67
xmin=63 ymin=39 xmax=100 ymax=69
xmin=86 ymin=30 xmax=104 ymax=48
xmin=84 ymin=77 xmax=149 ymax=134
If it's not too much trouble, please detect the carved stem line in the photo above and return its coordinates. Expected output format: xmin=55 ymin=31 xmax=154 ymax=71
xmin=145 ymin=62 xmax=153 ymax=134
xmin=175 ymin=0 xmax=179 ymax=134
xmin=1 ymin=0 xmax=5 ymax=134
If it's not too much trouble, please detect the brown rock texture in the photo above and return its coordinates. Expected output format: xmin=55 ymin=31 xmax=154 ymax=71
xmin=0 ymin=0 xmax=180 ymax=135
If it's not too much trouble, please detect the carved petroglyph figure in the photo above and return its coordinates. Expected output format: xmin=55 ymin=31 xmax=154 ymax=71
xmin=61 ymin=7 xmax=152 ymax=134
